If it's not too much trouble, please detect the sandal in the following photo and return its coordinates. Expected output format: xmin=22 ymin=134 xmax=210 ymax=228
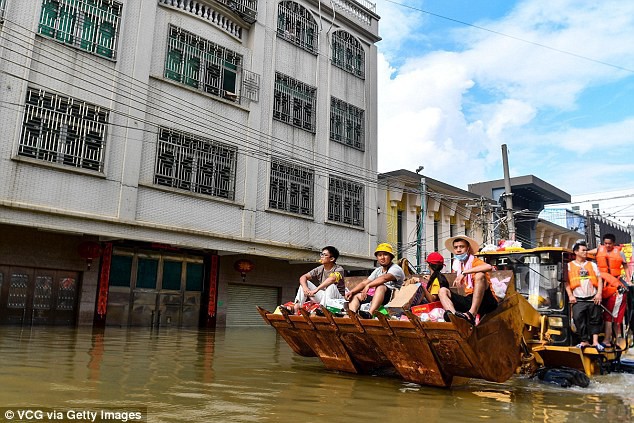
xmin=594 ymin=344 xmax=605 ymax=352
xmin=454 ymin=311 xmax=476 ymax=325
xmin=358 ymin=310 xmax=373 ymax=319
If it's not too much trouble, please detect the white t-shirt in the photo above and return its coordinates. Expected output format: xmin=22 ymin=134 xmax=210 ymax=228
xmin=568 ymin=260 xmax=600 ymax=298
xmin=369 ymin=263 xmax=405 ymax=290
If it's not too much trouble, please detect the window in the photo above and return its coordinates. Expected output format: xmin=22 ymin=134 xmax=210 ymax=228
xmin=277 ymin=1 xmax=318 ymax=54
xmin=328 ymin=176 xmax=364 ymax=227
xmin=162 ymin=261 xmax=182 ymax=290
xmin=165 ymin=25 xmax=243 ymax=102
xmin=331 ymin=30 xmax=365 ymax=78
xmin=109 ymin=255 xmax=132 ymax=287
xmin=19 ymin=88 xmax=108 ymax=172
xmin=154 ymin=127 xmax=238 ymax=200
xmin=0 ymin=0 xmax=6 ymax=22
xmin=38 ymin=0 xmax=122 ymax=59
xmin=136 ymin=258 xmax=158 ymax=289
xmin=8 ymin=273 xmax=28 ymax=309
xmin=33 ymin=276 xmax=53 ymax=310
xmin=269 ymin=158 xmax=314 ymax=216
xmin=186 ymin=262 xmax=204 ymax=291
xmin=57 ymin=277 xmax=77 ymax=310
xmin=330 ymin=97 xmax=364 ymax=150
xmin=273 ymin=72 xmax=316 ymax=132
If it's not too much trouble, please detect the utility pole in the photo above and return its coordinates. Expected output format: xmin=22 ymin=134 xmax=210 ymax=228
xmin=416 ymin=166 xmax=425 ymax=273
xmin=501 ymin=144 xmax=516 ymax=241
xmin=465 ymin=196 xmax=488 ymax=245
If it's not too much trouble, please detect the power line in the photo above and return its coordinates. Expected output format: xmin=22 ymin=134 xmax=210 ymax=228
xmin=0 ymin=20 xmax=379 ymax=189
xmin=380 ymin=0 xmax=634 ymax=74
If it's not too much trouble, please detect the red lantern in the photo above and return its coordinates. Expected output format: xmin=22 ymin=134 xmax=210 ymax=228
xmin=234 ymin=259 xmax=255 ymax=282
xmin=78 ymin=241 xmax=102 ymax=270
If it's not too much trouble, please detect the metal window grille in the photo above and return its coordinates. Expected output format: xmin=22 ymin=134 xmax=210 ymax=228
xmin=8 ymin=273 xmax=28 ymax=309
xmin=154 ymin=127 xmax=237 ymax=200
xmin=273 ymin=72 xmax=316 ymax=132
xmin=277 ymin=1 xmax=318 ymax=54
xmin=269 ymin=158 xmax=314 ymax=216
xmin=241 ymin=69 xmax=260 ymax=102
xmin=330 ymin=97 xmax=364 ymax=150
xmin=57 ymin=277 xmax=77 ymax=310
xmin=328 ymin=176 xmax=364 ymax=227
xmin=38 ymin=0 xmax=122 ymax=59
xmin=215 ymin=0 xmax=258 ymax=23
xmin=164 ymin=25 xmax=252 ymax=103
xmin=331 ymin=30 xmax=365 ymax=78
xmin=33 ymin=276 xmax=53 ymax=310
xmin=19 ymin=88 xmax=108 ymax=172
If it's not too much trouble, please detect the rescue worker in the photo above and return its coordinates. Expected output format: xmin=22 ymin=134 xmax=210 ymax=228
xmin=346 ymin=243 xmax=405 ymax=318
xmin=438 ymin=235 xmax=497 ymax=325
xmin=566 ymin=241 xmax=604 ymax=351
xmin=588 ymin=233 xmax=628 ymax=348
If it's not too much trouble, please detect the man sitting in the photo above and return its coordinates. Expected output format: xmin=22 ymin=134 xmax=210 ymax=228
xmin=438 ymin=235 xmax=497 ymax=325
xmin=346 ymin=243 xmax=405 ymax=318
xmin=291 ymin=246 xmax=345 ymax=314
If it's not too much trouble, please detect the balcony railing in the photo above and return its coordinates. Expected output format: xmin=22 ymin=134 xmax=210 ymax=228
xmin=216 ymin=0 xmax=257 ymax=23
xmin=330 ymin=0 xmax=375 ymax=26
xmin=158 ymin=0 xmax=245 ymax=39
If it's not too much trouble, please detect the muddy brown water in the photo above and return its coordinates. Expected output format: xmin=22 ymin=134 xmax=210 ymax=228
xmin=0 ymin=326 xmax=632 ymax=422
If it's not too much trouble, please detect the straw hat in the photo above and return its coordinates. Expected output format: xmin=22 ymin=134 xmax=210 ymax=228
xmin=444 ymin=235 xmax=480 ymax=254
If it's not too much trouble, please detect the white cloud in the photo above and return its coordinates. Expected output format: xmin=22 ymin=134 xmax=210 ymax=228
xmin=374 ymin=0 xmax=427 ymax=59
xmin=376 ymin=0 xmax=634 ymax=193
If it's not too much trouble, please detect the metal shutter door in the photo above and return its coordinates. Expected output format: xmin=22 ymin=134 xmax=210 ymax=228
xmin=226 ymin=284 xmax=279 ymax=326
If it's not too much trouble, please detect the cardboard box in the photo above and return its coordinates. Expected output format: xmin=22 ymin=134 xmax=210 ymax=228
xmin=386 ymin=282 xmax=424 ymax=309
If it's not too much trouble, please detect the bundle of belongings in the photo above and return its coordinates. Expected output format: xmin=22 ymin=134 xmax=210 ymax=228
xmin=385 ymin=277 xmax=447 ymax=321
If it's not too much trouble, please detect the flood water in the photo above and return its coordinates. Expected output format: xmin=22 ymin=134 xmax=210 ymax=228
xmin=0 ymin=326 xmax=633 ymax=422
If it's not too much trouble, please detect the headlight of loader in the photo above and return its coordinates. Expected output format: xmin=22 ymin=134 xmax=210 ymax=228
xmin=548 ymin=317 xmax=564 ymax=328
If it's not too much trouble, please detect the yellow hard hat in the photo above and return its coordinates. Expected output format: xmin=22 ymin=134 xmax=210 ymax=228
xmin=374 ymin=243 xmax=395 ymax=257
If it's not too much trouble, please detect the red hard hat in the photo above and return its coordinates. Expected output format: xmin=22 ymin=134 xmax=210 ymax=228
xmin=426 ymin=252 xmax=445 ymax=265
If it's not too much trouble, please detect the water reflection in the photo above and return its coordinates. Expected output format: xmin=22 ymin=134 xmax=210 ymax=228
xmin=0 ymin=326 xmax=632 ymax=422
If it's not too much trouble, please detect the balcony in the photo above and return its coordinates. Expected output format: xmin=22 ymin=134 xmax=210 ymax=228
xmin=330 ymin=0 xmax=376 ymax=26
xmin=216 ymin=0 xmax=258 ymax=23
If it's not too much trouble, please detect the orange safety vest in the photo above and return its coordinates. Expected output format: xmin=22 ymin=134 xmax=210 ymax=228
xmin=596 ymin=245 xmax=624 ymax=277
xmin=568 ymin=261 xmax=599 ymax=291
xmin=462 ymin=257 xmax=497 ymax=300
xmin=601 ymin=272 xmax=621 ymax=298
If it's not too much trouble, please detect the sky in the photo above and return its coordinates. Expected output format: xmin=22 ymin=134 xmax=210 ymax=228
xmin=374 ymin=0 xmax=634 ymax=200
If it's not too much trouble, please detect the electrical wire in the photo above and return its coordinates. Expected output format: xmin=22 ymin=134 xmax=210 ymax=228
xmin=380 ymin=0 xmax=634 ymax=74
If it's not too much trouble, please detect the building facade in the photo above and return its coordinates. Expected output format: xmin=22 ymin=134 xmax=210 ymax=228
xmin=537 ymin=208 xmax=587 ymax=249
xmin=0 ymin=0 xmax=381 ymax=327
xmin=469 ymin=175 xmax=571 ymax=249
xmin=378 ymin=170 xmax=494 ymax=271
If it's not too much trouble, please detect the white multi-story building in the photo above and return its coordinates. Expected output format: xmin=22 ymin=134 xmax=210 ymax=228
xmin=0 ymin=0 xmax=381 ymax=327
